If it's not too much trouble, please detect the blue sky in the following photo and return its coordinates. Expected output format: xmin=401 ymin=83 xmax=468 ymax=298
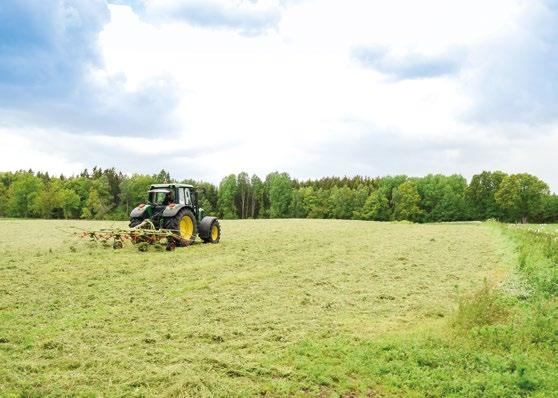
xmin=0 ymin=0 xmax=557 ymax=191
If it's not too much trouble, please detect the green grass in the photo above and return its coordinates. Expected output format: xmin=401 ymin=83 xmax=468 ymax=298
xmin=0 ymin=219 xmax=556 ymax=397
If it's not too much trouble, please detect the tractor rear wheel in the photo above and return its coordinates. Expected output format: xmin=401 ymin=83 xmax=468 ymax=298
xmin=198 ymin=216 xmax=221 ymax=243
xmin=164 ymin=208 xmax=197 ymax=247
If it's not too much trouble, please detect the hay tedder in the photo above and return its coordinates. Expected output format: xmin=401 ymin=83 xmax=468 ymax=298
xmin=81 ymin=184 xmax=221 ymax=251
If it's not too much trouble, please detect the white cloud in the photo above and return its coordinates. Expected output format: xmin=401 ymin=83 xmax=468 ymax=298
xmin=353 ymin=46 xmax=464 ymax=80
xmin=0 ymin=131 xmax=83 ymax=176
xmin=463 ymin=0 xmax=558 ymax=125
xmin=0 ymin=0 xmax=181 ymax=136
xmin=142 ymin=0 xmax=282 ymax=34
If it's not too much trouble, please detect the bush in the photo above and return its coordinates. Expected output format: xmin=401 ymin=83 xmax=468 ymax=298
xmin=453 ymin=281 xmax=509 ymax=331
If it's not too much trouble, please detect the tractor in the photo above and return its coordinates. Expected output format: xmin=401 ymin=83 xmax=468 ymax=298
xmin=129 ymin=183 xmax=221 ymax=247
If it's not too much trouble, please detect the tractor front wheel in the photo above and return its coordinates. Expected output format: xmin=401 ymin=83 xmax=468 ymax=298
xmin=164 ymin=208 xmax=197 ymax=247
xmin=129 ymin=217 xmax=143 ymax=228
xmin=198 ymin=216 xmax=221 ymax=243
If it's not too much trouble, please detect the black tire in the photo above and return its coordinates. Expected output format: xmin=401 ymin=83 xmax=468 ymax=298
xmin=164 ymin=208 xmax=197 ymax=247
xmin=129 ymin=217 xmax=143 ymax=228
xmin=198 ymin=216 xmax=221 ymax=243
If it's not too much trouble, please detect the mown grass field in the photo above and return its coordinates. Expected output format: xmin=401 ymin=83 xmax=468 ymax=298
xmin=0 ymin=219 xmax=556 ymax=397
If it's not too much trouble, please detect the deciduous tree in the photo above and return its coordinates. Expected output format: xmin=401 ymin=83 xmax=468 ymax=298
xmin=362 ymin=190 xmax=390 ymax=221
xmin=250 ymin=174 xmax=265 ymax=218
xmin=236 ymin=172 xmax=251 ymax=219
xmin=466 ymin=171 xmax=507 ymax=220
xmin=6 ymin=173 xmax=44 ymax=218
xmin=495 ymin=173 xmax=549 ymax=223
xmin=265 ymin=172 xmax=292 ymax=218
xmin=218 ymin=174 xmax=238 ymax=219
xmin=393 ymin=180 xmax=422 ymax=221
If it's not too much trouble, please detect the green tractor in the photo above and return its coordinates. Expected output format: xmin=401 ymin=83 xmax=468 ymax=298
xmin=129 ymin=183 xmax=221 ymax=247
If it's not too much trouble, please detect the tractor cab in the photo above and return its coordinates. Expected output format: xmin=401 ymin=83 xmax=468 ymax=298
xmin=147 ymin=184 xmax=200 ymax=218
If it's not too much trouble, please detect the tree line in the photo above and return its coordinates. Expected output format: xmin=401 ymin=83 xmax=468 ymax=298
xmin=0 ymin=168 xmax=556 ymax=223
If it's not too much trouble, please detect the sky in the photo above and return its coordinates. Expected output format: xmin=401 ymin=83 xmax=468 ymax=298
xmin=0 ymin=0 xmax=557 ymax=191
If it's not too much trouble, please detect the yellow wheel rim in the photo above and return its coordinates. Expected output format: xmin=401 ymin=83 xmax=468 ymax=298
xmin=179 ymin=216 xmax=194 ymax=238
xmin=211 ymin=224 xmax=219 ymax=241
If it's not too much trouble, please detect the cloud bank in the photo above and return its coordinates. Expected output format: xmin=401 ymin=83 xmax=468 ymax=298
xmin=0 ymin=0 xmax=557 ymax=192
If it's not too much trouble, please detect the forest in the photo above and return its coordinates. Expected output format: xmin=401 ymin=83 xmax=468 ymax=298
xmin=0 ymin=168 xmax=556 ymax=223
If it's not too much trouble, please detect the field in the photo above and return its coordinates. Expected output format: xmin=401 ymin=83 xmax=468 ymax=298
xmin=0 ymin=219 xmax=556 ymax=397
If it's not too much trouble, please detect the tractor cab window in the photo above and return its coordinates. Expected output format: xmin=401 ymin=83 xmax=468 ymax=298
xmin=178 ymin=188 xmax=185 ymax=204
xmin=184 ymin=189 xmax=192 ymax=205
xmin=148 ymin=190 xmax=173 ymax=205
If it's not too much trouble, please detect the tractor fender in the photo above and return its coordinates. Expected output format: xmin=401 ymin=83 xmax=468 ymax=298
xmin=130 ymin=204 xmax=150 ymax=218
xmin=162 ymin=203 xmax=190 ymax=217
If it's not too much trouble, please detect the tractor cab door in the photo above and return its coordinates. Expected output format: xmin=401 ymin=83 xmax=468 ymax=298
xmin=184 ymin=189 xmax=193 ymax=205
xmin=177 ymin=187 xmax=185 ymax=205
xmin=177 ymin=188 xmax=192 ymax=206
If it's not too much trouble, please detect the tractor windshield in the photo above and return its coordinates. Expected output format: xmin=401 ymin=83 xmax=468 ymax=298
xmin=148 ymin=189 xmax=174 ymax=205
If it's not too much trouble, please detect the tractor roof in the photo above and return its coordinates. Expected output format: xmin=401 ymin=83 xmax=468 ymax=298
xmin=148 ymin=189 xmax=171 ymax=193
xmin=150 ymin=183 xmax=194 ymax=189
